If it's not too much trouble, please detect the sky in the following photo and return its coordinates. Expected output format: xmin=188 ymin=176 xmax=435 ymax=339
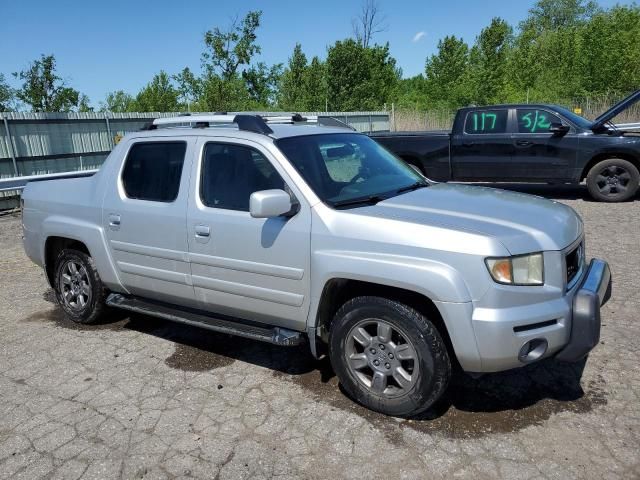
xmin=0 ymin=0 xmax=633 ymax=107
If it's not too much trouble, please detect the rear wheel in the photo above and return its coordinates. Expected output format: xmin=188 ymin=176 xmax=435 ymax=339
xmin=586 ymin=158 xmax=639 ymax=202
xmin=329 ymin=296 xmax=451 ymax=417
xmin=54 ymin=249 xmax=109 ymax=324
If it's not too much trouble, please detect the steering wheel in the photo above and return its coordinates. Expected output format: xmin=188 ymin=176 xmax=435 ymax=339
xmin=349 ymin=166 xmax=369 ymax=183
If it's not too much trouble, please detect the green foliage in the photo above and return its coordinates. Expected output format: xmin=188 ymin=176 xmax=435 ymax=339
xmin=202 ymin=11 xmax=262 ymax=80
xmin=100 ymin=90 xmax=135 ymax=112
xmin=303 ymin=57 xmax=328 ymax=111
xmin=278 ymin=44 xmax=309 ymax=110
xmin=467 ymin=18 xmax=513 ymax=105
xmin=0 ymin=74 xmax=15 ymax=111
xmin=132 ymin=71 xmax=180 ymax=112
xmin=13 ymin=54 xmax=81 ymax=112
xmin=326 ymin=39 xmax=398 ymax=110
xmin=423 ymin=36 xmax=471 ymax=108
xmin=78 ymin=94 xmax=93 ymax=112
xmin=173 ymin=67 xmax=202 ymax=111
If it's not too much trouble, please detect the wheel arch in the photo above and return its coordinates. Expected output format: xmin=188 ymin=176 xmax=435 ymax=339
xmin=311 ymin=278 xmax=458 ymax=368
xmin=581 ymin=151 xmax=640 ymax=181
xmin=44 ymin=236 xmax=91 ymax=287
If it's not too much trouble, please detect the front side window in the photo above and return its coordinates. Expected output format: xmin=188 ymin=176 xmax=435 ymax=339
xmin=200 ymin=143 xmax=284 ymax=211
xmin=464 ymin=110 xmax=508 ymax=134
xmin=121 ymin=142 xmax=186 ymax=202
xmin=516 ymin=109 xmax=562 ymax=133
xmin=275 ymin=133 xmax=425 ymax=208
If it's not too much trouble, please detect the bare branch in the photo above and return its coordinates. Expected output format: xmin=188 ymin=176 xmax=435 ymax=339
xmin=351 ymin=0 xmax=388 ymax=48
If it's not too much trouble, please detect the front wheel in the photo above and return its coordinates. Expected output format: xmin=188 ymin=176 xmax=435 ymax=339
xmin=53 ymin=249 xmax=109 ymax=324
xmin=329 ymin=296 xmax=451 ymax=417
xmin=586 ymin=158 xmax=639 ymax=202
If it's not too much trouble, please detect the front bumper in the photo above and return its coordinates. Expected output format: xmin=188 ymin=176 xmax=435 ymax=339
xmin=555 ymin=258 xmax=611 ymax=362
xmin=467 ymin=257 xmax=611 ymax=372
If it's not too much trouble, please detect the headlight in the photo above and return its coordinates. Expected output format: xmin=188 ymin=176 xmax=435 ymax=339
xmin=485 ymin=253 xmax=544 ymax=285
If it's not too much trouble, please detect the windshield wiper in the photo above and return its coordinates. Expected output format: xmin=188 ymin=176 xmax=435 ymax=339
xmin=332 ymin=194 xmax=387 ymax=209
xmin=395 ymin=181 xmax=428 ymax=194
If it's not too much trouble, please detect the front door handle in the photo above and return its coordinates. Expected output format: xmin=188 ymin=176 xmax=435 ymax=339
xmin=195 ymin=225 xmax=210 ymax=237
xmin=108 ymin=214 xmax=121 ymax=228
xmin=515 ymin=140 xmax=533 ymax=147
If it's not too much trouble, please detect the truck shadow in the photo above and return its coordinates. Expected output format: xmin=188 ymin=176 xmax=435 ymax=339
xmin=30 ymin=298 xmax=607 ymax=438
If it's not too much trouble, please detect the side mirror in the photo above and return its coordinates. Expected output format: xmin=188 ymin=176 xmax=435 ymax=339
xmin=250 ymin=189 xmax=294 ymax=218
xmin=549 ymin=122 xmax=570 ymax=135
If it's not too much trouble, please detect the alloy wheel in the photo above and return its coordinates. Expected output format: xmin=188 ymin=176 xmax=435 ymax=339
xmin=344 ymin=319 xmax=420 ymax=397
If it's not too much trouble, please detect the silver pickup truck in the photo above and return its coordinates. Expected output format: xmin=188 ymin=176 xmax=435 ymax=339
xmin=21 ymin=114 xmax=612 ymax=417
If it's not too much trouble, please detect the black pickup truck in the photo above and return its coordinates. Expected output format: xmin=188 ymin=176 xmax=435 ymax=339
xmin=372 ymin=90 xmax=640 ymax=202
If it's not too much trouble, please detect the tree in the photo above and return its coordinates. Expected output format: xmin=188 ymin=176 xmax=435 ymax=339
xmin=243 ymin=62 xmax=283 ymax=107
xmin=278 ymin=44 xmax=308 ymax=110
xmin=326 ymin=39 xmax=398 ymax=110
xmin=13 ymin=54 xmax=80 ymax=112
xmin=202 ymin=11 xmax=262 ymax=80
xmin=352 ymin=0 xmax=388 ymax=48
xmin=200 ymin=11 xmax=266 ymax=111
xmin=424 ymin=36 xmax=471 ymax=108
xmin=133 ymin=71 xmax=180 ymax=112
xmin=173 ymin=67 xmax=202 ymax=112
xmin=524 ymin=0 xmax=599 ymax=32
xmin=101 ymin=90 xmax=135 ymax=112
xmin=0 ymin=74 xmax=15 ymax=111
xmin=78 ymin=94 xmax=93 ymax=112
xmin=303 ymin=56 xmax=327 ymax=111
xmin=468 ymin=18 xmax=513 ymax=104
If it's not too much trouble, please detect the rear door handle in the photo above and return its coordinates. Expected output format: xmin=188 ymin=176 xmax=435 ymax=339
xmin=195 ymin=225 xmax=210 ymax=237
xmin=515 ymin=140 xmax=533 ymax=147
xmin=108 ymin=214 xmax=121 ymax=228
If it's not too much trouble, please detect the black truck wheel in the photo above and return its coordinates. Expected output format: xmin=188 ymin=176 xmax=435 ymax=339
xmin=329 ymin=296 xmax=451 ymax=417
xmin=586 ymin=158 xmax=639 ymax=202
xmin=53 ymin=249 xmax=109 ymax=324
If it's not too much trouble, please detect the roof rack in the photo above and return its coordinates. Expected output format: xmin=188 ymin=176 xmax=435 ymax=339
xmin=146 ymin=113 xmax=355 ymax=134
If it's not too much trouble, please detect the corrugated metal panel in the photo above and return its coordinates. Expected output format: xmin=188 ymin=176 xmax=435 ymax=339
xmin=0 ymin=110 xmax=390 ymax=176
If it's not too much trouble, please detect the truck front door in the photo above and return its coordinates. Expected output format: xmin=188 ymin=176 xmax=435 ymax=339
xmin=186 ymin=138 xmax=311 ymax=331
xmin=510 ymin=108 xmax=579 ymax=181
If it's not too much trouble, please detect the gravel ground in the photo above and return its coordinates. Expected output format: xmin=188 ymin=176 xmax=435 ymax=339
xmin=0 ymin=184 xmax=638 ymax=480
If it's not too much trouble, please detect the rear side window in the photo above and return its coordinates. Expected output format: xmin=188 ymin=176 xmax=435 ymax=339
xmin=516 ymin=109 xmax=562 ymax=133
xmin=200 ymin=143 xmax=284 ymax=211
xmin=121 ymin=142 xmax=186 ymax=202
xmin=464 ymin=110 xmax=508 ymax=134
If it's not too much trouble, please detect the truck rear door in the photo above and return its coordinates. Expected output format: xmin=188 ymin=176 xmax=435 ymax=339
xmin=102 ymin=136 xmax=197 ymax=308
xmin=451 ymin=108 xmax=515 ymax=180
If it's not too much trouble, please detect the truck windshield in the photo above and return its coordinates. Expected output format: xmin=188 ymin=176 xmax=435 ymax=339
xmin=275 ymin=133 xmax=427 ymax=208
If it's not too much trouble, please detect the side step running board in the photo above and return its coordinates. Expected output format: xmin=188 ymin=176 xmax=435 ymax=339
xmin=106 ymin=293 xmax=305 ymax=347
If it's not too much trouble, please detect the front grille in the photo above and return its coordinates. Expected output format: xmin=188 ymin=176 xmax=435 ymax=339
xmin=566 ymin=242 xmax=584 ymax=286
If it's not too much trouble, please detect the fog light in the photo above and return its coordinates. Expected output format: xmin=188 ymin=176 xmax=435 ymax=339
xmin=518 ymin=338 xmax=548 ymax=363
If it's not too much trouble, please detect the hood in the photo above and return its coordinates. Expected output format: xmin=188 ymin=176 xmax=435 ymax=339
xmin=591 ymin=89 xmax=640 ymax=131
xmin=360 ymin=184 xmax=582 ymax=255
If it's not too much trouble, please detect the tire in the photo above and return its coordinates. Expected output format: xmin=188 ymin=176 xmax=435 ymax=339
xmin=53 ymin=248 xmax=109 ymax=324
xmin=329 ymin=296 xmax=451 ymax=417
xmin=586 ymin=158 xmax=639 ymax=202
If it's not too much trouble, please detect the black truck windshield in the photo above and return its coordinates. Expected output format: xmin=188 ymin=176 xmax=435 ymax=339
xmin=275 ymin=133 xmax=426 ymax=208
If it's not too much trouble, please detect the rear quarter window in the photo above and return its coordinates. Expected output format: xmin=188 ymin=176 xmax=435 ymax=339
xmin=464 ymin=110 xmax=508 ymax=134
xmin=121 ymin=142 xmax=186 ymax=202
